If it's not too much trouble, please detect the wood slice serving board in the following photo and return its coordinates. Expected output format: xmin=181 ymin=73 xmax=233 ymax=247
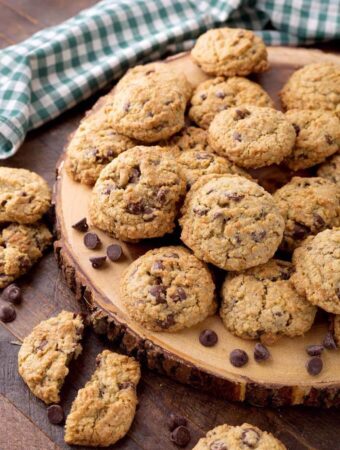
xmin=55 ymin=46 xmax=340 ymax=408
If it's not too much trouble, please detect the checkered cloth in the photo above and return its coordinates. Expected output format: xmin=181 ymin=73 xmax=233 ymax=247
xmin=0 ymin=0 xmax=339 ymax=158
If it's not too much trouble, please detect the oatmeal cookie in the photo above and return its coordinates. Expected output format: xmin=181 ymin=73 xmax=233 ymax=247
xmin=189 ymin=76 xmax=274 ymax=129
xmin=65 ymin=106 xmax=137 ymax=185
xmin=284 ymin=109 xmax=340 ymax=170
xmin=18 ymin=311 xmax=84 ymax=404
xmin=208 ymin=106 xmax=295 ymax=168
xmin=0 ymin=167 xmax=51 ymax=224
xmin=191 ymin=28 xmax=269 ymax=77
xmin=274 ymin=177 xmax=340 ymax=252
xmin=292 ymin=229 xmax=340 ymax=314
xmin=121 ymin=246 xmax=216 ymax=332
xmin=106 ymin=78 xmax=186 ymax=142
xmin=0 ymin=223 xmax=52 ymax=288
xmin=317 ymin=153 xmax=340 ymax=185
xmin=179 ymin=175 xmax=285 ymax=271
xmin=220 ymin=259 xmax=317 ymax=341
xmin=280 ymin=63 xmax=340 ymax=118
xmin=167 ymin=126 xmax=213 ymax=153
xmin=89 ymin=146 xmax=186 ymax=241
xmin=65 ymin=350 xmax=140 ymax=447
xmin=193 ymin=423 xmax=286 ymax=450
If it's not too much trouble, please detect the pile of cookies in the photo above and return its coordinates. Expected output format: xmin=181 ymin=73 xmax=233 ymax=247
xmin=0 ymin=167 xmax=52 ymax=322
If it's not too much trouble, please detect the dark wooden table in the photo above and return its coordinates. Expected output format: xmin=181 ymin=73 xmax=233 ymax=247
xmin=1 ymin=2 xmax=340 ymax=449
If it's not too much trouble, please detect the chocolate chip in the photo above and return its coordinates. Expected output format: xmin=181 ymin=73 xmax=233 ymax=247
xmin=128 ymin=167 xmax=141 ymax=183
xmin=193 ymin=206 xmax=209 ymax=216
xmin=170 ymin=426 xmax=191 ymax=447
xmin=323 ymin=331 xmax=337 ymax=350
xmin=106 ymin=244 xmax=122 ymax=261
xmin=292 ymin=222 xmax=310 ymax=240
xmin=168 ymin=413 xmax=187 ymax=431
xmin=215 ymin=90 xmax=225 ymax=99
xmin=199 ymin=329 xmax=218 ymax=347
xmin=313 ymin=213 xmax=325 ymax=229
xmin=147 ymin=111 xmax=154 ymax=118
xmin=233 ymin=131 xmax=242 ymax=142
xmin=292 ymin=123 xmax=300 ymax=136
xmin=235 ymin=108 xmax=250 ymax=120
xmin=230 ymin=349 xmax=248 ymax=367
xmin=254 ymin=343 xmax=270 ymax=362
xmin=325 ymin=133 xmax=334 ymax=145
xmin=89 ymin=256 xmax=106 ymax=269
xmin=2 ymin=283 xmax=21 ymax=304
xmin=200 ymin=93 xmax=207 ymax=100
xmin=251 ymin=230 xmax=266 ymax=243
xmin=306 ymin=344 xmax=324 ymax=356
xmin=47 ymin=405 xmax=64 ymax=425
xmin=149 ymin=285 xmax=167 ymax=304
xmin=84 ymin=232 xmax=101 ymax=249
xmin=171 ymin=287 xmax=187 ymax=302
xmin=102 ymin=184 xmax=115 ymax=195
xmin=196 ymin=152 xmax=213 ymax=161
xmin=36 ymin=339 xmax=48 ymax=352
xmin=225 ymin=192 xmax=244 ymax=202
xmin=157 ymin=314 xmax=175 ymax=329
xmin=336 ymin=285 xmax=340 ymax=300
xmin=123 ymin=102 xmax=130 ymax=112
xmin=119 ymin=381 xmax=135 ymax=390
xmin=209 ymin=440 xmax=227 ymax=450
xmin=0 ymin=304 xmax=16 ymax=323
xmin=152 ymin=260 xmax=164 ymax=271
xmin=241 ymin=428 xmax=260 ymax=447
xmin=306 ymin=357 xmax=323 ymax=376
xmin=72 ymin=217 xmax=88 ymax=232
xmin=156 ymin=188 xmax=168 ymax=204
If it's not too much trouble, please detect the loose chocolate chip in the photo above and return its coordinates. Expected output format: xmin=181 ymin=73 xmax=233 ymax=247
xmin=106 ymin=244 xmax=122 ymax=261
xmin=119 ymin=381 xmax=134 ymax=390
xmin=323 ymin=331 xmax=337 ymax=350
xmin=84 ymin=232 xmax=101 ymax=249
xmin=47 ymin=405 xmax=64 ymax=425
xmin=230 ymin=349 xmax=248 ymax=367
xmin=170 ymin=426 xmax=191 ymax=447
xmin=235 ymin=108 xmax=250 ymax=120
xmin=171 ymin=287 xmax=187 ymax=302
xmin=254 ymin=343 xmax=270 ymax=362
xmin=149 ymin=285 xmax=167 ymax=304
xmin=72 ymin=217 xmax=88 ymax=232
xmin=306 ymin=344 xmax=324 ymax=356
xmin=292 ymin=222 xmax=310 ymax=240
xmin=325 ymin=133 xmax=334 ymax=145
xmin=2 ymin=283 xmax=21 ymax=304
xmin=215 ymin=90 xmax=226 ymax=99
xmin=89 ymin=256 xmax=106 ymax=269
xmin=157 ymin=314 xmax=175 ymax=329
xmin=313 ymin=213 xmax=325 ymax=229
xmin=292 ymin=123 xmax=300 ymax=136
xmin=168 ymin=413 xmax=187 ymax=431
xmin=241 ymin=428 xmax=260 ymax=447
xmin=152 ymin=260 xmax=164 ymax=271
xmin=306 ymin=357 xmax=323 ymax=376
xmin=128 ymin=167 xmax=141 ymax=183
xmin=0 ymin=304 xmax=16 ymax=323
xmin=251 ymin=230 xmax=266 ymax=243
xmin=233 ymin=131 xmax=242 ymax=142
xmin=199 ymin=329 xmax=218 ymax=347
xmin=209 ymin=440 xmax=227 ymax=450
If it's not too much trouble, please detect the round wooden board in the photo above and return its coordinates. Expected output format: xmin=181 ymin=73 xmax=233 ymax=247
xmin=55 ymin=46 xmax=340 ymax=408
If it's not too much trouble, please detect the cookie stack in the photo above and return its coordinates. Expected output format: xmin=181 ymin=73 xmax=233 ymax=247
xmin=0 ymin=167 xmax=52 ymax=289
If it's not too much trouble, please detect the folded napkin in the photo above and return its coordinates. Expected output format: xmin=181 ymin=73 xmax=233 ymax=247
xmin=0 ymin=0 xmax=339 ymax=158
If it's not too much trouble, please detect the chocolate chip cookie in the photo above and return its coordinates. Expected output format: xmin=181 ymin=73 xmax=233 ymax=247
xmin=191 ymin=28 xmax=269 ymax=77
xmin=189 ymin=76 xmax=274 ymax=129
xmin=65 ymin=104 xmax=137 ymax=185
xmin=274 ymin=177 xmax=340 ymax=252
xmin=0 ymin=223 xmax=52 ymax=288
xmin=292 ymin=228 xmax=340 ymax=314
xmin=280 ymin=63 xmax=340 ymax=118
xmin=317 ymin=153 xmax=340 ymax=185
xmin=65 ymin=350 xmax=140 ymax=447
xmin=220 ymin=259 xmax=317 ymax=342
xmin=208 ymin=106 xmax=296 ymax=168
xmin=192 ymin=423 xmax=286 ymax=450
xmin=284 ymin=109 xmax=340 ymax=170
xmin=0 ymin=167 xmax=51 ymax=224
xmin=106 ymin=77 xmax=186 ymax=142
xmin=120 ymin=246 xmax=216 ymax=332
xmin=179 ymin=174 xmax=285 ymax=271
xmin=18 ymin=311 xmax=84 ymax=404
xmin=89 ymin=146 xmax=186 ymax=241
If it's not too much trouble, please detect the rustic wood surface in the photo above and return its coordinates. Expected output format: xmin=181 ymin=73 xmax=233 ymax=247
xmin=1 ymin=1 xmax=340 ymax=449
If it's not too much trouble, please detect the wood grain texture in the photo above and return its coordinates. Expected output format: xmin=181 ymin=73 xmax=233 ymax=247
xmin=1 ymin=1 xmax=340 ymax=449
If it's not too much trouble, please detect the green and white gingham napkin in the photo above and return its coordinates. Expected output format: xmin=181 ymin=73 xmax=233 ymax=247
xmin=0 ymin=0 xmax=339 ymax=158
